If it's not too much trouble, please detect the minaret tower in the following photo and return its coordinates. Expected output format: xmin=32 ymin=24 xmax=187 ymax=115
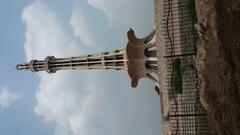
xmin=16 ymin=49 xmax=128 ymax=73
xmin=17 ymin=29 xmax=157 ymax=87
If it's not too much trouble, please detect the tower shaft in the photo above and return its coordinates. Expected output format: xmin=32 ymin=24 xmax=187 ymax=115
xmin=17 ymin=49 xmax=128 ymax=73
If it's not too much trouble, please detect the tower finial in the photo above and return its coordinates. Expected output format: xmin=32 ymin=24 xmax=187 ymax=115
xmin=16 ymin=64 xmax=29 ymax=70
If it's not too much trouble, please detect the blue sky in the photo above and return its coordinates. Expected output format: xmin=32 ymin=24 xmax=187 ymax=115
xmin=0 ymin=0 xmax=160 ymax=135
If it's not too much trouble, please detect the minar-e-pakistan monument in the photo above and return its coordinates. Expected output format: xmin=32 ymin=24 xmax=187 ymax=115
xmin=17 ymin=0 xmax=213 ymax=133
xmin=17 ymin=29 xmax=158 ymax=88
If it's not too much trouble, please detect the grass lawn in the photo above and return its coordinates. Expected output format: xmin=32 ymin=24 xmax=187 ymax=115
xmin=171 ymin=58 xmax=183 ymax=94
xmin=187 ymin=0 xmax=198 ymax=54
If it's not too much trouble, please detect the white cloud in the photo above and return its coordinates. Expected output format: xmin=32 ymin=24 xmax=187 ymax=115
xmin=34 ymin=72 xmax=99 ymax=135
xmin=87 ymin=0 xmax=106 ymax=11
xmin=22 ymin=2 xmax=95 ymax=135
xmin=87 ymin=0 xmax=155 ymax=32
xmin=0 ymin=87 xmax=21 ymax=108
xmin=22 ymin=1 xmax=160 ymax=135
xmin=22 ymin=1 xmax=81 ymax=61
xmin=22 ymin=2 xmax=104 ymax=135
xmin=70 ymin=7 xmax=96 ymax=47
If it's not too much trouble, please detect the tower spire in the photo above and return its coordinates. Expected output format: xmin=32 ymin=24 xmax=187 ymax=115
xmin=17 ymin=29 xmax=158 ymax=87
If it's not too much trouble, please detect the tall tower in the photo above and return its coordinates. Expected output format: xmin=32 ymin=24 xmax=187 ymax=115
xmin=17 ymin=29 xmax=158 ymax=87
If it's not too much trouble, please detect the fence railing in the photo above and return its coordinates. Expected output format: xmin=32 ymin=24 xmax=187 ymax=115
xmin=161 ymin=0 xmax=212 ymax=134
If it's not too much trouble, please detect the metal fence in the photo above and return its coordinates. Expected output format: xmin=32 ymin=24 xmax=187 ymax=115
xmin=161 ymin=0 xmax=212 ymax=134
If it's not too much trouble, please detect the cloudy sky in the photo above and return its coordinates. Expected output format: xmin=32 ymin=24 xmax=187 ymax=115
xmin=0 ymin=0 xmax=160 ymax=135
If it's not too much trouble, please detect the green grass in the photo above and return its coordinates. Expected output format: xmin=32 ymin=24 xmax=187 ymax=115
xmin=187 ymin=0 xmax=198 ymax=24
xmin=187 ymin=0 xmax=198 ymax=54
xmin=171 ymin=58 xmax=183 ymax=94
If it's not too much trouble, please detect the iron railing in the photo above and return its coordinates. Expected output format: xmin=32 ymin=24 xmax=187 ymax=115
xmin=162 ymin=0 xmax=212 ymax=134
